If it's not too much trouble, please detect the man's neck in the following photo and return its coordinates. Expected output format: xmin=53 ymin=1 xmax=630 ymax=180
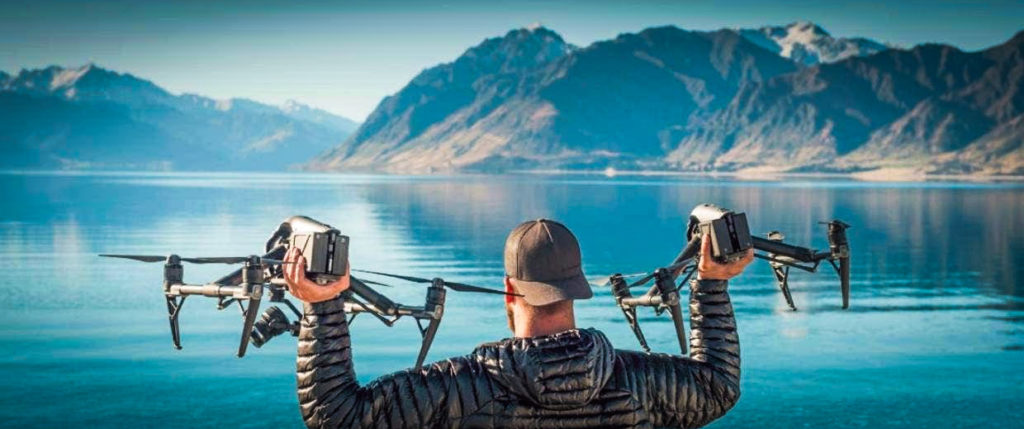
xmin=514 ymin=316 xmax=576 ymax=338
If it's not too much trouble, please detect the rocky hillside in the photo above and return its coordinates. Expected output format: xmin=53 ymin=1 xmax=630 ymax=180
xmin=681 ymin=31 xmax=1024 ymax=174
xmin=0 ymin=65 xmax=358 ymax=170
xmin=312 ymin=24 xmax=1023 ymax=176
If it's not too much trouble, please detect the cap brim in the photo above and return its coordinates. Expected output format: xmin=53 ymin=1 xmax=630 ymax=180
xmin=511 ymin=274 xmax=593 ymax=306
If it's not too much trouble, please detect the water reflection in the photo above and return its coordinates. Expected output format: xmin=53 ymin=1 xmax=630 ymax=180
xmin=0 ymin=172 xmax=1022 ymax=428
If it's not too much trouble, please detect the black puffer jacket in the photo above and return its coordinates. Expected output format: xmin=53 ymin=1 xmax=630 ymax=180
xmin=297 ymin=279 xmax=739 ymax=428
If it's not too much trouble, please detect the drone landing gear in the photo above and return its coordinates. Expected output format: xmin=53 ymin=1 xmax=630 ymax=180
xmin=623 ymin=309 xmax=651 ymax=353
xmin=770 ymin=264 xmax=797 ymax=311
xmin=165 ymin=295 xmax=186 ymax=349
xmin=236 ymin=291 xmax=262 ymax=358
xmin=758 ymin=252 xmax=843 ymax=311
xmin=413 ymin=282 xmax=446 ymax=369
xmin=609 ymin=260 xmax=696 ymax=356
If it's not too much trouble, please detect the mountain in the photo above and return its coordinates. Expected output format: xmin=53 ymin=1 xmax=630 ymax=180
xmin=311 ymin=25 xmax=797 ymax=173
xmin=0 ymin=65 xmax=358 ymax=170
xmin=280 ymin=99 xmax=360 ymax=132
xmin=313 ymin=24 xmax=1024 ymax=176
xmin=679 ymin=31 xmax=1024 ymax=174
xmin=738 ymin=21 xmax=888 ymax=65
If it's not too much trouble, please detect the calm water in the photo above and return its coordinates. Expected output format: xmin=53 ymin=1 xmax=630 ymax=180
xmin=1 ymin=172 xmax=1022 ymax=428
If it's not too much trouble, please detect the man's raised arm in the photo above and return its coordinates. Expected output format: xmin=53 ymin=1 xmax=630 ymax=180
xmin=282 ymin=248 xmax=463 ymax=429
xmin=615 ymin=277 xmax=741 ymax=429
xmin=295 ymin=295 xmax=456 ymax=429
xmin=617 ymin=236 xmax=747 ymax=429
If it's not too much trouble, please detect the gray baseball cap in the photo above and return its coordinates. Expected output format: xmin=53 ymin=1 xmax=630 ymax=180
xmin=504 ymin=219 xmax=592 ymax=306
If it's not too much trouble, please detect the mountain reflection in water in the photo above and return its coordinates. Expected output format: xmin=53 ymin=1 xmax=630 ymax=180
xmin=0 ymin=172 xmax=1021 ymax=428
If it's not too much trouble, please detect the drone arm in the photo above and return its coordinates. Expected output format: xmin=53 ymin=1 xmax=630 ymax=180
xmin=297 ymin=295 xmax=455 ymax=429
xmin=348 ymin=278 xmax=399 ymax=315
xmin=751 ymin=221 xmax=852 ymax=309
xmin=750 ymin=236 xmax=818 ymax=263
xmin=670 ymin=236 xmax=703 ymax=271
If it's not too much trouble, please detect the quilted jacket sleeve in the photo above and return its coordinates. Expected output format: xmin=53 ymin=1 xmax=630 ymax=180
xmin=296 ymin=295 xmax=465 ymax=429
xmin=618 ymin=278 xmax=741 ymax=428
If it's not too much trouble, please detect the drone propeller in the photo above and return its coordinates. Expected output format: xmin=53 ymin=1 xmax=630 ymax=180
xmin=180 ymin=256 xmax=292 ymax=265
xmin=100 ymin=254 xmax=290 ymax=266
xmin=350 ymin=277 xmax=393 ymax=288
xmin=353 ymin=269 xmax=519 ymax=296
xmin=180 ymin=256 xmax=251 ymax=264
xmin=99 ymin=254 xmax=168 ymax=263
xmin=589 ymin=271 xmax=649 ymax=287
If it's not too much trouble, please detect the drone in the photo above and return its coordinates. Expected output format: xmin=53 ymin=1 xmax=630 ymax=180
xmin=597 ymin=203 xmax=851 ymax=354
xmin=101 ymin=206 xmax=850 ymax=364
xmin=99 ymin=215 xmax=516 ymax=368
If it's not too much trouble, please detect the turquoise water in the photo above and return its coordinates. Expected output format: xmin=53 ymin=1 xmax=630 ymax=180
xmin=0 ymin=171 xmax=1022 ymax=428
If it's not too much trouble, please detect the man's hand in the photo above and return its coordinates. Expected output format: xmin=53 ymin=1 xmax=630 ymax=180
xmin=283 ymin=247 xmax=351 ymax=303
xmin=696 ymin=234 xmax=754 ymax=280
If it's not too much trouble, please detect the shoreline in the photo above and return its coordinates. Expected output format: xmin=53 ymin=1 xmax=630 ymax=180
xmin=509 ymin=167 xmax=1024 ymax=182
xmin=3 ymin=167 xmax=1024 ymax=183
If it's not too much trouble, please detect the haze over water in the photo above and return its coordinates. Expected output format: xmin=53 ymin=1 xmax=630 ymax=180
xmin=0 ymin=172 xmax=1021 ymax=428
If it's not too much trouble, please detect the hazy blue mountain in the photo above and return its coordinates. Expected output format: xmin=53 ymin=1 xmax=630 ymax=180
xmin=314 ymin=24 xmax=1023 ymax=176
xmin=0 ymin=65 xmax=358 ymax=170
xmin=738 ymin=21 xmax=888 ymax=65
xmin=280 ymin=99 xmax=359 ymax=132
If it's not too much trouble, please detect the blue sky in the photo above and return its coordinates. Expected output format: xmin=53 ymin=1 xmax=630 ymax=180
xmin=3 ymin=0 xmax=1022 ymax=121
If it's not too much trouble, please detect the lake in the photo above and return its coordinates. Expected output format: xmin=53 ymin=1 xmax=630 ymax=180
xmin=0 ymin=171 xmax=1021 ymax=428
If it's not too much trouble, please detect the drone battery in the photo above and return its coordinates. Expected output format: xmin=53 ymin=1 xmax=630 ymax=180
xmin=699 ymin=212 xmax=752 ymax=263
xmin=292 ymin=232 xmax=350 ymax=278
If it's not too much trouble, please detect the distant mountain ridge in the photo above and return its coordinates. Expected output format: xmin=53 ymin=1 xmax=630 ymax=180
xmin=312 ymin=23 xmax=1024 ymax=176
xmin=678 ymin=32 xmax=1024 ymax=174
xmin=0 ymin=64 xmax=358 ymax=170
xmin=312 ymin=25 xmax=798 ymax=172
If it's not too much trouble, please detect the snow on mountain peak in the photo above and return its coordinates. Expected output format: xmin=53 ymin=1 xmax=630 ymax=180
xmin=740 ymin=22 xmax=887 ymax=65
xmin=50 ymin=64 xmax=95 ymax=91
xmin=281 ymin=99 xmax=310 ymax=114
xmin=215 ymin=99 xmax=234 ymax=111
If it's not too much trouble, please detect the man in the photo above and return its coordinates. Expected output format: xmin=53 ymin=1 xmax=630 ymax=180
xmin=284 ymin=218 xmax=752 ymax=429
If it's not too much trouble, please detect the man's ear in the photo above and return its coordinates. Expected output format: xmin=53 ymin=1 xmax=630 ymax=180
xmin=504 ymin=276 xmax=515 ymax=306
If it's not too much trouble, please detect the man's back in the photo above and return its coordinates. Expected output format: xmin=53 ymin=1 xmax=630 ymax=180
xmin=296 ymin=278 xmax=739 ymax=429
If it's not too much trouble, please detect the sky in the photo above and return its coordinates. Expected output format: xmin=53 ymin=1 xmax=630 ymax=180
xmin=3 ymin=0 xmax=1023 ymax=121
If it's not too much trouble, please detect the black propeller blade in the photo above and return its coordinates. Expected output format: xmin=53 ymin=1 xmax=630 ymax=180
xmin=99 ymin=254 xmax=167 ymax=263
xmin=180 ymin=256 xmax=250 ymax=264
xmin=350 ymin=277 xmax=393 ymax=288
xmin=589 ymin=271 xmax=649 ymax=287
xmin=354 ymin=269 xmax=431 ymax=283
xmin=353 ymin=269 xmax=518 ymax=296
xmin=441 ymin=280 xmax=517 ymax=296
xmin=101 ymin=254 xmax=292 ymax=266
xmin=180 ymin=256 xmax=292 ymax=265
